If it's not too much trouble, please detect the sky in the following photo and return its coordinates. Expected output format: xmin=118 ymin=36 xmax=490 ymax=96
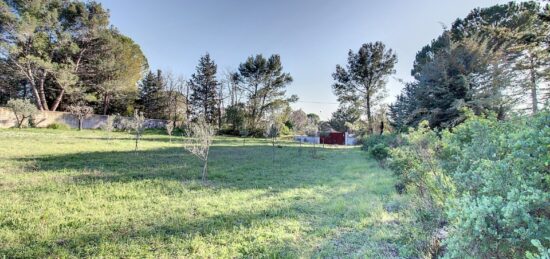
xmin=98 ymin=0 xmax=512 ymax=120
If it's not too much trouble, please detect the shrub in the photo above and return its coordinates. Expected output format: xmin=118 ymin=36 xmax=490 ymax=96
xmin=388 ymin=112 xmax=550 ymax=258
xmin=362 ymin=133 xmax=400 ymax=151
xmin=441 ymin=112 xmax=550 ymax=258
xmin=369 ymin=143 xmax=389 ymax=163
xmin=6 ymin=99 xmax=38 ymax=128
xmin=46 ymin=123 xmax=70 ymax=130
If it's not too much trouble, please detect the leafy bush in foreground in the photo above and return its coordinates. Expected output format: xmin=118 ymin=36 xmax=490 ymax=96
xmin=388 ymin=111 xmax=550 ymax=258
xmin=369 ymin=143 xmax=390 ymax=165
xmin=440 ymin=112 xmax=549 ymax=258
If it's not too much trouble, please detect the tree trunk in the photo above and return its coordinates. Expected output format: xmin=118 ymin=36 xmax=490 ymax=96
xmin=79 ymin=118 xmax=83 ymax=131
xmin=38 ymin=72 xmax=49 ymax=111
xmin=103 ymin=94 xmax=111 ymax=115
xmin=51 ymin=88 xmax=65 ymax=112
xmin=529 ymin=58 xmax=538 ymax=114
xmin=29 ymin=81 xmax=44 ymax=111
xmin=135 ymin=134 xmax=139 ymax=152
xmin=202 ymin=158 xmax=208 ymax=182
xmin=366 ymin=95 xmax=373 ymax=134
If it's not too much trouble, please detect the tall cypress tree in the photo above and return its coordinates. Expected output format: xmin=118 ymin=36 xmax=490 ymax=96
xmin=139 ymin=70 xmax=165 ymax=118
xmin=189 ymin=53 xmax=218 ymax=123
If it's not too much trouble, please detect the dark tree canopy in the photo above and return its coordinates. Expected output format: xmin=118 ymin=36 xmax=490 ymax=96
xmin=235 ymin=54 xmax=294 ymax=130
xmin=189 ymin=53 xmax=218 ymax=123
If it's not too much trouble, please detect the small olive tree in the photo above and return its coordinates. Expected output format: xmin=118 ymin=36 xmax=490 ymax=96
xmin=265 ymin=122 xmax=280 ymax=163
xmin=101 ymin=115 xmax=115 ymax=141
xmin=67 ymin=105 xmax=94 ymax=131
xmin=183 ymin=117 xmax=215 ymax=182
xmin=305 ymin=123 xmax=319 ymax=157
xmin=7 ymin=99 xmax=38 ymax=128
xmin=130 ymin=111 xmax=146 ymax=151
xmin=165 ymin=123 xmax=174 ymax=143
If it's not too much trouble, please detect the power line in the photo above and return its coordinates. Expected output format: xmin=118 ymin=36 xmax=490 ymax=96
xmin=295 ymin=101 xmax=339 ymax=105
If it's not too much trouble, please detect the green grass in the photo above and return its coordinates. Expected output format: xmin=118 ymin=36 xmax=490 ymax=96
xmin=0 ymin=128 xmax=405 ymax=258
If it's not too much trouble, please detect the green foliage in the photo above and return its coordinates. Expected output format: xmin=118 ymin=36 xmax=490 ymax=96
xmin=224 ymin=103 xmax=246 ymax=131
xmin=332 ymin=41 xmax=397 ymax=133
xmin=441 ymin=112 xmax=550 ymax=258
xmin=361 ymin=133 xmax=399 ymax=151
xmin=369 ymin=144 xmax=389 ymax=163
xmin=189 ymin=54 xmax=219 ymax=124
xmin=235 ymin=54 xmax=294 ymax=132
xmin=329 ymin=104 xmax=361 ymax=132
xmin=279 ymin=124 xmax=291 ymax=136
xmin=46 ymin=122 xmax=70 ymax=130
xmin=6 ymin=99 xmax=38 ymax=128
xmin=387 ymin=111 xmax=550 ymax=258
xmin=390 ymin=1 xmax=550 ymax=129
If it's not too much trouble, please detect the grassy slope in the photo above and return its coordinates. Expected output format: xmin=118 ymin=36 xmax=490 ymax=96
xmin=0 ymin=129 xmax=404 ymax=258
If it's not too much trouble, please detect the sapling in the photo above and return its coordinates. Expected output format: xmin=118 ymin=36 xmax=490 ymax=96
xmin=131 ymin=111 xmax=146 ymax=152
xmin=183 ymin=117 xmax=215 ymax=182
xmin=67 ymin=105 xmax=93 ymax=131
xmin=101 ymin=115 xmax=115 ymax=141
xmin=165 ymin=123 xmax=174 ymax=143
xmin=265 ymin=122 xmax=280 ymax=163
xmin=239 ymin=126 xmax=249 ymax=146
xmin=7 ymin=99 xmax=38 ymax=128
xmin=305 ymin=123 xmax=318 ymax=158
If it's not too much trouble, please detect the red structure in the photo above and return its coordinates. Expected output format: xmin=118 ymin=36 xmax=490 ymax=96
xmin=320 ymin=132 xmax=345 ymax=145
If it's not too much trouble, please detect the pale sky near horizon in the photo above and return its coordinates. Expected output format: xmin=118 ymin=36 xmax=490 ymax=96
xmin=98 ymin=0 xmax=513 ymax=120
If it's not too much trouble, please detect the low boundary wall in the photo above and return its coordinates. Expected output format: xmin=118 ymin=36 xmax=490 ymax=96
xmin=0 ymin=107 xmax=168 ymax=129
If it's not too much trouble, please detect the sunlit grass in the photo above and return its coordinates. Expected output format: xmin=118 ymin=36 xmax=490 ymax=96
xmin=0 ymin=128 xmax=404 ymax=258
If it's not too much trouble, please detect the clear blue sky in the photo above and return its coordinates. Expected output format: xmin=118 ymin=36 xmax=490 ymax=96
xmin=98 ymin=0 xmax=511 ymax=120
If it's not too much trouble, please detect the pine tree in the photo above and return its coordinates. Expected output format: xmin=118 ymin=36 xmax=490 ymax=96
xmin=332 ymin=42 xmax=397 ymax=134
xmin=189 ymin=54 xmax=218 ymax=123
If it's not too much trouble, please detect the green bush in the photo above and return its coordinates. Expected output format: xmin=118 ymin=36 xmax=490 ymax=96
xmin=369 ymin=143 xmax=389 ymax=162
xmin=387 ymin=112 xmax=550 ymax=258
xmin=46 ymin=123 xmax=71 ymax=130
xmin=440 ymin=112 xmax=550 ymax=258
xmin=362 ymin=133 xmax=400 ymax=151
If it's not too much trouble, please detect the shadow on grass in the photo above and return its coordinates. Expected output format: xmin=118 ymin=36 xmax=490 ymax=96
xmin=6 ymin=142 xmax=400 ymax=257
xmin=18 ymin=144 xmax=362 ymax=191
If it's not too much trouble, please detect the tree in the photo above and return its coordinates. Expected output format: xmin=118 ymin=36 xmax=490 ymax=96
xmin=164 ymin=72 xmax=187 ymax=127
xmin=0 ymin=0 xmax=110 ymax=111
xmin=450 ymin=1 xmax=550 ymax=114
xmin=130 ymin=110 xmax=146 ymax=151
xmin=265 ymin=120 xmax=281 ymax=163
xmin=91 ymin=30 xmax=147 ymax=115
xmin=6 ymin=99 xmax=38 ymax=128
xmin=165 ymin=123 xmax=174 ymax=143
xmin=101 ymin=115 xmax=115 ymax=141
xmin=225 ymin=103 xmax=246 ymax=131
xmin=329 ymin=104 xmax=361 ymax=132
xmin=67 ymin=105 xmax=93 ymax=131
xmin=139 ymin=70 xmax=165 ymax=118
xmin=332 ymin=42 xmax=397 ymax=134
xmin=289 ymin=109 xmax=308 ymax=133
xmin=189 ymin=54 xmax=218 ymax=123
xmin=235 ymin=54 xmax=294 ymax=130
xmin=307 ymin=113 xmax=320 ymax=125
xmin=183 ymin=117 xmax=215 ymax=182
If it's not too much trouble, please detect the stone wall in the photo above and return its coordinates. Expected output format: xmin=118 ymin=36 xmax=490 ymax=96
xmin=0 ymin=107 xmax=168 ymax=129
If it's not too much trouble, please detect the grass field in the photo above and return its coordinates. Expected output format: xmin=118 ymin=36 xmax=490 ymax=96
xmin=0 ymin=128 xmax=405 ymax=258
